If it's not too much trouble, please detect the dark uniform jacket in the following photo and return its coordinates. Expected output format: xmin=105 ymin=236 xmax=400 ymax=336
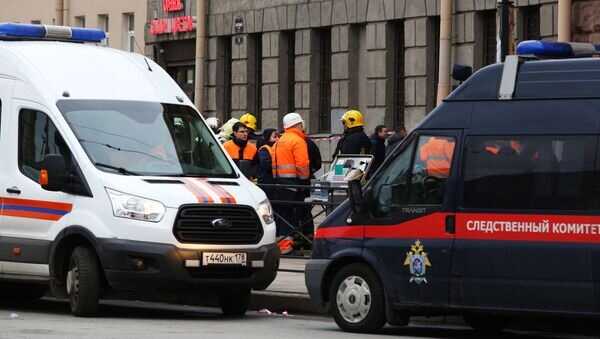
xmin=334 ymin=126 xmax=372 ymax=156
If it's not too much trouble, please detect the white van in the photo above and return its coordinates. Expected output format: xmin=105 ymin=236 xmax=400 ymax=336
xmin=0 ymin=24 xmax=278 ymax=316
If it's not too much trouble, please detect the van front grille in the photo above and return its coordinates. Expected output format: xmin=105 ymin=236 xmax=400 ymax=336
xmin=173 ymin=205 xmax=263 ymax=244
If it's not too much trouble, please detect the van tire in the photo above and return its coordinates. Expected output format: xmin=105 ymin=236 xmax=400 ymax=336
xmin=219 ymin=288 xmax=250 ymax=317
xmin=329 ymin=263 xmax=386 ymax=333
xmin=464 ymin=313 xmax=507 ymax=334
xmin=67 ymin=246 xmax=101 ymax=317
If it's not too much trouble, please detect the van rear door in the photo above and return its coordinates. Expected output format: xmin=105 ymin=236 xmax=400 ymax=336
xmin=359 ymin=130 xmax=461 ymax=308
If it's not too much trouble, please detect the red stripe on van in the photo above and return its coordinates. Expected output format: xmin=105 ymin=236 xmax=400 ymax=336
xmin=316 ymin=212 xmax=600 ymax=244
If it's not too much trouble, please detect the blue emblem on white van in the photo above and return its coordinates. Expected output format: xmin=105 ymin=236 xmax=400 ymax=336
xmin=404 ymin=240 xmax=432 ymax=284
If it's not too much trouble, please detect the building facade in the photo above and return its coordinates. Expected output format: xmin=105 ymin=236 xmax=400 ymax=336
xmin=0 ymin=0 xmax=147 ymax=53
xmin=147 ymin=0 xmax=599 ymax=140
xmin=145 ymin=0 xmax=600 ymax=160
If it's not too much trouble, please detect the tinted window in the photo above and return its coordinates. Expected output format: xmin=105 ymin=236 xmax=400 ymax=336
xmin=463 ymin=135 xmax=598 ymax=211
xmin=370 ymin=135 xmax=456 ymax=217
xmin=19 ymin=109 xmax=73 ymax=182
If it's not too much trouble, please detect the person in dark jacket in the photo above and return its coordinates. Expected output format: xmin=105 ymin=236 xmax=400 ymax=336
xmin=333 ymin=110 xmax=372 ymax=156
xmin=257 ymin=128 xmax=280 ymax=198
xmin=307 ymin=138 xmax=322 ymax=179
xmin=370 ymin=125 xmax=389 ymax=173
xmin=299 ymin=137 xmax=323 ymax=241
xmin=386 ymin=127 xmax=407 ymax=156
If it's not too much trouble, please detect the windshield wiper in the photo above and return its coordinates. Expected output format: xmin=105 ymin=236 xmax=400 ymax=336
xmin=78 ymin=139 xmax=170 ymax=162
xmin=94 ymin=163 xmax=141 ymax=176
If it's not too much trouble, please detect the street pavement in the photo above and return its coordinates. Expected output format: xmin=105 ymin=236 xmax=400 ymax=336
xmin=0 ymin=299 xmax=597 ymax=339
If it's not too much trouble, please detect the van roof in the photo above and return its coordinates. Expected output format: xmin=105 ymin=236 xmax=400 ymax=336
xmin=0 ymin=40 xmax=190 ymax=106
xmin=447 ymin=57 xmax=600 ymax=102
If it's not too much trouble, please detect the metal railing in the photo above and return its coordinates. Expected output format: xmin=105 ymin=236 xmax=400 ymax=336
xmin=257 ymin=183 xmax=349 ymax=246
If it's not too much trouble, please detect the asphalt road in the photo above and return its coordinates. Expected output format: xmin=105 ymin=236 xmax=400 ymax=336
xmin=0 ymin=299 xmax=597 ymax=339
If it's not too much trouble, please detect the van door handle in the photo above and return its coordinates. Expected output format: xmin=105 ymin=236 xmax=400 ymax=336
xmin=445 ymin=215 xmax=456 ymax=234
xmin=6 ymin=187 xmax=21 ymax=195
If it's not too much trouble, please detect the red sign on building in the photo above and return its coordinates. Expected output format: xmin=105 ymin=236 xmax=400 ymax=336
xmin=150 ymin=16 xmax=195 ymax=35
xmin=163 ymin=0 xmax=183 ymax=12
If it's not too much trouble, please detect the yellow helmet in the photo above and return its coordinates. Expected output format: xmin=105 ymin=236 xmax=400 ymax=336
xmin=240 ymin=113 xmax=257 ymax=131
xmin=341 ymin=110 xmax=364 ymax=129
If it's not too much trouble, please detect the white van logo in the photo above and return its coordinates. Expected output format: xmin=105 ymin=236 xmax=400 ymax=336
xmin=211 ymin=218 xmax=232 ymax=229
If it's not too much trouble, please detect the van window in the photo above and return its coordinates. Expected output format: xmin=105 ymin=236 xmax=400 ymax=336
xmin=370 ymin=135 xmax=456 ymax=217
xmin=57 ymin=100 xmax=235 ymax=178
xmin=19 ymin=109 xmax=74 ymax=182
xmin=463 ymin=135 xmax=599 ymax=211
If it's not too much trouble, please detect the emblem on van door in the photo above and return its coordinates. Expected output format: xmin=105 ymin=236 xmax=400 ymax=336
xmin=211 ymin=218 xmax=232 ymax=229
xmin=403 ymin=240 xmax=432 ymax=284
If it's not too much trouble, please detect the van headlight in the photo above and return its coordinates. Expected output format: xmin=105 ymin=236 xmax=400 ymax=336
xmin=106 ymin=188 xmax=166 ymax=223
xmin=257 ymin=199 xmax=274 ymax=224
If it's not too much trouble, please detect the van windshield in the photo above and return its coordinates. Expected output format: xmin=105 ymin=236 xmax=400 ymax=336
xmin=57 ymin=100 xmax=235 ymax=178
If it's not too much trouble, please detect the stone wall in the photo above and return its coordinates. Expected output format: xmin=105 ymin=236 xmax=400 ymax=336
xmin=573 ymin=0 xmax=600 ymax=43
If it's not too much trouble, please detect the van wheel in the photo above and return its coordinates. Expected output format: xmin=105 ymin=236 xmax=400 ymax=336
xmin=66 ymin=246 xmax=101 ymax=317
xmin=219 ymin=288 xmax=250 ymax=317
xmin=329 ymin=263 xmax=386 ymax=333
xmin=464 ymin=313 xmax=507 ymax=334
xmin=0 ymin=282 xmax=47 ymax=302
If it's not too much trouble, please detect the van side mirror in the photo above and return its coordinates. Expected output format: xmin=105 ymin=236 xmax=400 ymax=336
xmin=348 ymin=179 xmax=364 ymax=214
xmin=347 ymin=169 xmax=365 ymax=213
xmin=41 ymin=154 xmax=67 ymax=192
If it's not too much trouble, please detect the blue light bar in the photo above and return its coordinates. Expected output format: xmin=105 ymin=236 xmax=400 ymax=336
xmin=517 ymin=40 xmax=600 ymax=58
xmin=0 ymin=23 xmax=45 ymax=38
xmin=71 ymin=27 xmax=106 ymax=42
xmin=0 ymin=23 xmax=106 ymax=43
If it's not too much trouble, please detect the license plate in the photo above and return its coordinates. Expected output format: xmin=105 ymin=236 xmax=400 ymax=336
xmin=202 ymin=252 xmax=247 ymax=266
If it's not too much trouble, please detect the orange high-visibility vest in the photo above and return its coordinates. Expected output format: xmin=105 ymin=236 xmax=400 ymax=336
xmin=223 ymin=140 xmax=257 ymax=161
xmin=259 ymin=144 xmax=274 ymax=158
xmin=419 ymin=137 xmax=455 ymax=178
xmin=272 ymin=128 xmax=310 ymax=180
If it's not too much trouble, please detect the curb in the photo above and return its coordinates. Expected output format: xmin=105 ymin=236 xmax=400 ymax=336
xmin=250 ymin=291 xmax=326 ymax=315
xmin=250 ymin=291 xmax=466 ymax=328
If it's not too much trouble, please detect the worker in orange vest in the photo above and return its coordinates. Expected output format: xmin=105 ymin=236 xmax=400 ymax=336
xmin=223 ymin=122 xmax=258 ymax=178
xmin=418 ymin=136 xmax=455 ymax=178
xmin=272 ymin=113 xmax=310 ymax=255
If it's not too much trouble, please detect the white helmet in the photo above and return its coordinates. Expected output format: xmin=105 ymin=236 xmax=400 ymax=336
xmin=206 ymin=117 xmax=220 ymax=131
xmin=283 ymin=112 xmax=304 ymax=129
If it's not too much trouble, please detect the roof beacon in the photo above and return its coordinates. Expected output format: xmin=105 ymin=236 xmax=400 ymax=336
xmin=0 ymin=23 xmax=106 ymax=43
xmin=517 ymin=40 xmax=600 ymax=59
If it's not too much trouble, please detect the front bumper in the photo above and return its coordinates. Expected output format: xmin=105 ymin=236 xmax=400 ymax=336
xmin=305 ymin=259 xmax=333 ymax=306
xmin=97 ymin=239 xmax=280 ymax=292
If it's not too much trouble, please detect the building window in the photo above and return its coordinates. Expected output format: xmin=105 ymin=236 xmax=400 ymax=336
xmin=348 ymin=24 xmax=367 ymax=122
xmin=520 ymin=6 xmax=541 ymax=41
xmin=387 ymin=21 xmax=405 ymax=130
xmin=98 ymin=15 xmax=109 ymax=46
xmin=31 ymin=20 xmax=41 ymax=25
xmin=216 ymin=36 xmax=232 ymax=122
xmin=480 ymin=10 xmax=497 ymax=66
xmin=123 ymin=13 xmax=135 ymax=52
xmin=74 ymin=16 xmax=86 ymax=28
xmin=313 ymin=28 xmax=332 ymax=133
xmin=247 ymin=33 xmax=262 ymax=129
xmin=279 ymin=31 xmax=296 ymax=127
xmin=426 ymin=17 xmax=440 ymax=113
